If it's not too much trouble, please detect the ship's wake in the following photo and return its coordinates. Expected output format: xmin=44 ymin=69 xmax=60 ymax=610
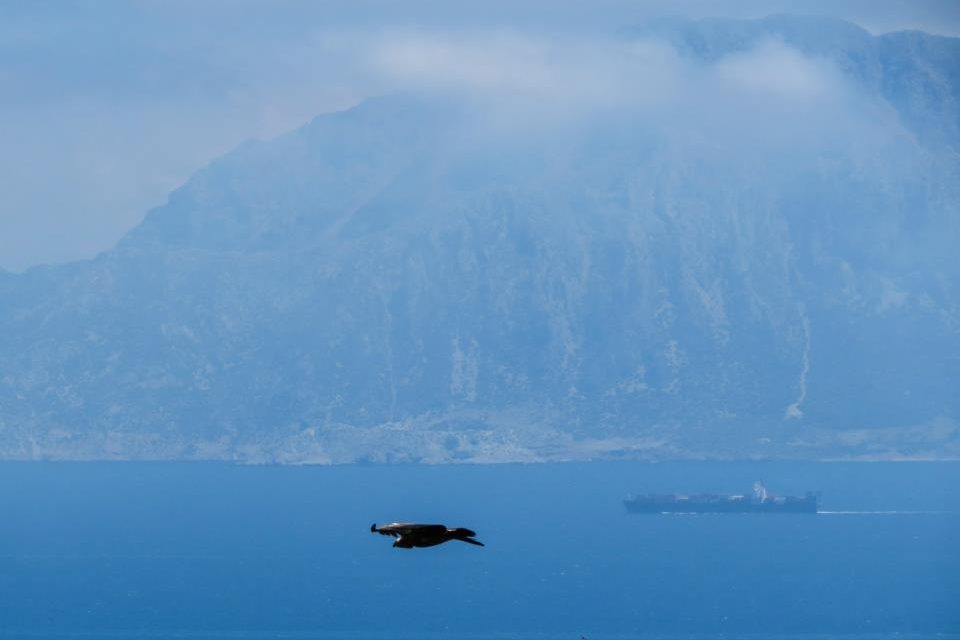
xmin=818 ymin=510 xmax=953 ymax=515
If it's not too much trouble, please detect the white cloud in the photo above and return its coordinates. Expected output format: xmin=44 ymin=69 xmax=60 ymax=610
xmin=714 ymin=39 xmax=837 ymax=101
xmin=343 ymin=27 xmax=869 ymax=148
xmin=368 ymin=31 xmax=681 ymax=106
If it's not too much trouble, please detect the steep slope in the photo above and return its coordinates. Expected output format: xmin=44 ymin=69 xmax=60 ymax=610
xmin=1 ymin=16 xmax=957 ymax=462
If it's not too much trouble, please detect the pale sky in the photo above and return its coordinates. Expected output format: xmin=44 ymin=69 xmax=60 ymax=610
xmin=1 ymin=0 xmax=957 ymax=272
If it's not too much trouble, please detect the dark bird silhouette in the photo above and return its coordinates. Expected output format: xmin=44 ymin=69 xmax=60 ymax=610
xmin=370 ymin=522 xmax=485 ymax=548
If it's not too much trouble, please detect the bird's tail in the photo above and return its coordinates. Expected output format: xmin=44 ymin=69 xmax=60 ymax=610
xmin=450 ymin=528 xmax=484 ymax=546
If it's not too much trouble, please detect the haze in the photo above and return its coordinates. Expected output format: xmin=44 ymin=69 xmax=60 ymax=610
xmin=2 ymin=0 xmax=958 ymax=273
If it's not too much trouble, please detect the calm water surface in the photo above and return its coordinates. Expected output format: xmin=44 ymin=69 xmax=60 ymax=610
xmin=0 ymin=461 xmax=957 ymax=639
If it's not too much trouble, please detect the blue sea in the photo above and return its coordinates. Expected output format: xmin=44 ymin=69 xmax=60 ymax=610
xmin=0 ymin=461 xmax=957 ymax=639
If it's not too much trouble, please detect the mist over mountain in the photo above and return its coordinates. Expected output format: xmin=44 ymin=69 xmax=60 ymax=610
xmin=1 ymin=15 xmax=957 ymax=462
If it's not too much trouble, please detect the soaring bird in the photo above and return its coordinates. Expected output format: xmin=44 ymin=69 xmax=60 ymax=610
xmin=370 ymin=522 xmax=485 ymax=548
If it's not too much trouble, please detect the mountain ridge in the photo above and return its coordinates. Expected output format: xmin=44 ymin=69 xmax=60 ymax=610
xmin=1 ymin=15 xmax=958 ymax=462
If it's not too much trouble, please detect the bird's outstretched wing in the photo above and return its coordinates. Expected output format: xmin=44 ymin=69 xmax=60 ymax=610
xmin=371 ymin=522 xmax=447 ymax=537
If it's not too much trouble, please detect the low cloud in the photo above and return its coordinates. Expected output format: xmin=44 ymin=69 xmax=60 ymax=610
xmin=337 ymin=27 xmax=881 ymax=148
xmin=713 ymin=40 xmax=839 ymax=101
xmin=367 ymin=31 xmax=683 ymax=109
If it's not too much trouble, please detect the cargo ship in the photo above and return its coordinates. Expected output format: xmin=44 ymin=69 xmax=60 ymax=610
xmin=624 ymin=481 xmax=819 ymax=514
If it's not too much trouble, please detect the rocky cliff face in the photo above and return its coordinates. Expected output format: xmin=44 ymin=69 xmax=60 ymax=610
xmin=1 ymin=16 xmax=958 ymax=462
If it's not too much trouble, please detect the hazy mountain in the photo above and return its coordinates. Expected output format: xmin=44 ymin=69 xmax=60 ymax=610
xmin=1 ymin=15 xmax=957 ymax=462
xmin=630 ymin=14 xmax=960 ymax=151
